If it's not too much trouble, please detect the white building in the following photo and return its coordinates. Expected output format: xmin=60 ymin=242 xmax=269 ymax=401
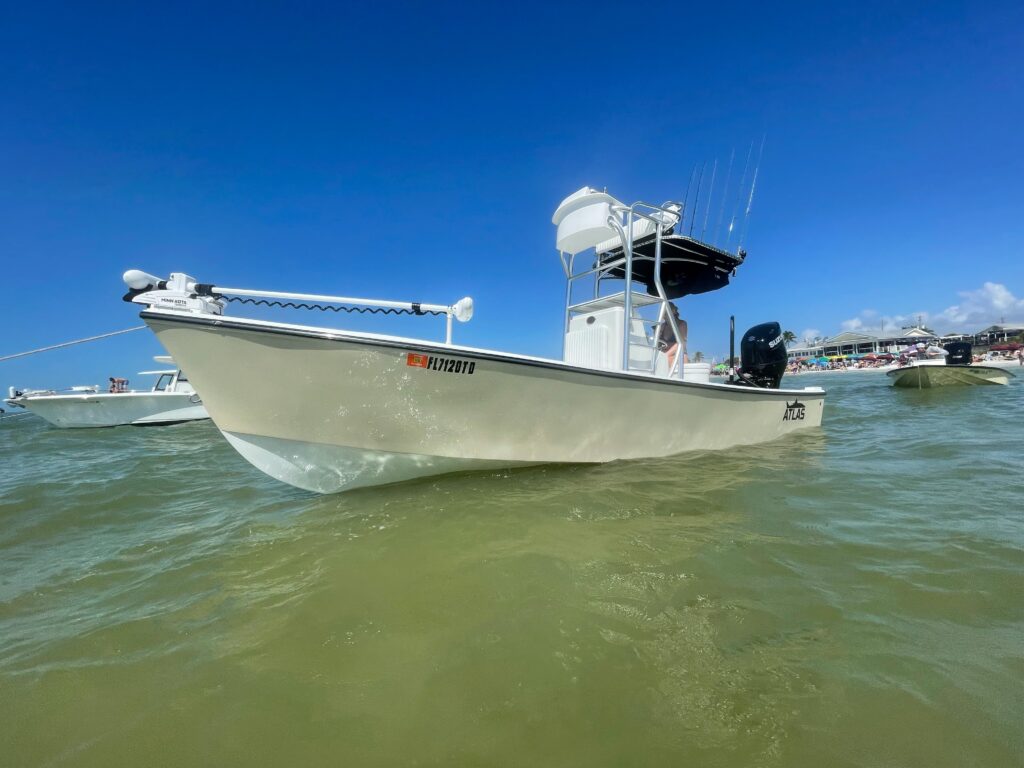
xmin=788 ymin=322 xmax=1023 ymax=361
xmin=788 ymin=327 xmax=936 ymax=359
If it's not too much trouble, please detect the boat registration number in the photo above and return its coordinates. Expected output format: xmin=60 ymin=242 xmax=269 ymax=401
xmin=406 ymin=353 xmax=476 ymax=375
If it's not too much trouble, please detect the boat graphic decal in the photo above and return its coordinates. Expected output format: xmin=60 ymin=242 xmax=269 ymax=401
xmin=783 ymin=400 xmax=805 ymax=421
xmin=406 ymin=352 xmax=475 ymax=375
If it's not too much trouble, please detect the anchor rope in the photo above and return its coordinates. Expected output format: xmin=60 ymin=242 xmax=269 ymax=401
xmin=222 ymin=296 xmax=446 ymax=317
xmin=0 ymin=326 xmax=146 ymax=363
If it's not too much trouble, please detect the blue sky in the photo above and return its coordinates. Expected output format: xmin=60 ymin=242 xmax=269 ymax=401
xmin=2 ymin=1 xmax=1023 ymax=388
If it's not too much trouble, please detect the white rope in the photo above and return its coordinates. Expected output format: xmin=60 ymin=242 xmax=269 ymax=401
xmin=0 ymin=326 xmax=146 ymax=363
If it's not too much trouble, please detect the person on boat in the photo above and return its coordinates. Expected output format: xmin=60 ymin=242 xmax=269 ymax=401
xmin=657 ymin=302 xmax=688 ymax=371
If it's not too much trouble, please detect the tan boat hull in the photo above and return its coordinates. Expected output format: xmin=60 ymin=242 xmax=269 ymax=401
xmin=144 ymin=310 xmax=825 ymax=493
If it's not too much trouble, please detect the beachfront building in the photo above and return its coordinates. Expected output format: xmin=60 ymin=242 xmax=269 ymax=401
xmin=788 ymin=322 xmax=1023 ymax=362
xmin=788 ymin=327 xmax=937 ymax=360
xmin=974 ymin=324 xmax=1024 ymax=346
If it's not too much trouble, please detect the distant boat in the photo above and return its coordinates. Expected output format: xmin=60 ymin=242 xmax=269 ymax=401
xmin=118 ymin=186 xmax=826 ymax=493
xmin=4 ymin=356 xmax=208 ymax=428
xmin=888 ymin=343 xmax=1014 ymax=388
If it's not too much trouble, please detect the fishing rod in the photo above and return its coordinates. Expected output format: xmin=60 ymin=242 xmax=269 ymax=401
xmin=701 ymin=158 xmax=717 ymax=241
xmin=689 ymin=161 xmax=706 ymax=236
xmin=714 ymin=148 xmax=735 ymax=247
xmin=725 ymin=141 xmax=754 ymax=249
xmin=681 ymin=164 xmax=697 ymax=230
xmin=737 ymin=134 xmax=766 ymax=251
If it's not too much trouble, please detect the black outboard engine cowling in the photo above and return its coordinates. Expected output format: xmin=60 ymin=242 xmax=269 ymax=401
xmin=737 ymin=322 xmax=787 ymax=389
xmin=944 ymin=341 xmax=972 ymax=366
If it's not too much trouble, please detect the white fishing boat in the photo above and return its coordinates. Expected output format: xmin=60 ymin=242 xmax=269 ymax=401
xmin=4 ymin=357 xmax=209 ymax=428
xmin=119 ymin=187 xmax=826 ymax=493
xmin=888 ymin=343 xmax=1014 ymax=388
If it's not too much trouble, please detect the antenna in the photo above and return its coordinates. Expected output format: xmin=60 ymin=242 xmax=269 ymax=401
xmin=725 ymin=141 xmax=754 ymax=249
xmin=689 ymin=161 xmax=706 ymax=236
xmin=701 ymin=158 xmax=717 ymax=242
xmin=737 ymin=134 xmax=766 ymax=251
xmin=714 ymin=148 xmax=735 ymax=246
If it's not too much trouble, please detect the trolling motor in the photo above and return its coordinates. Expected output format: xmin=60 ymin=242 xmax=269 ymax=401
xmin=727 ymin=321 xmax=787 ymax=389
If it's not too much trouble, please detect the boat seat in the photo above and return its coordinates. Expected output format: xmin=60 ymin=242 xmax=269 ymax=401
xmin=552 ymin=187 xmax=623 ymax=255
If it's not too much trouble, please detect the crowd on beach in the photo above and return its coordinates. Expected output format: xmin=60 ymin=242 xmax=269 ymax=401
xmin=786 ymin=346 xmax=1024 ymax=374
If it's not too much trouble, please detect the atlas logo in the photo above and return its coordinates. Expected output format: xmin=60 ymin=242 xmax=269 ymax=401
xmin=783 ymin=400 xmax=805 ymax=421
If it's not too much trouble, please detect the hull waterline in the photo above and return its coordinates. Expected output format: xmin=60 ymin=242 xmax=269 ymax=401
xmin=143 ymin=310 xmax=825 ymax=493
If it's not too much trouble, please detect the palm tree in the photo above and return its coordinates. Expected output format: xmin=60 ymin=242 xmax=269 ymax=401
xmin=693 ymin=351 xmax=704 ymax=362
xmin=783 ymin=330 xmax=797 ymax=344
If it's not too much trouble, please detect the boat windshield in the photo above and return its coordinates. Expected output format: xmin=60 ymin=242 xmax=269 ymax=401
xmin=154 ymin=373 xmax=174 ymax=391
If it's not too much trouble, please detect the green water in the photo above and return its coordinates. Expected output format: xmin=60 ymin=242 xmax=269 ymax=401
xmin=2 ymin=372 xmax=1022 ymax=767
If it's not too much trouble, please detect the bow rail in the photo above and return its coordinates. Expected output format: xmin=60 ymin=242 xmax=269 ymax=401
xmin=122 ymin=270 xmax=474 ymax=345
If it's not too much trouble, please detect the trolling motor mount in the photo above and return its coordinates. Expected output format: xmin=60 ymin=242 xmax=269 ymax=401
xmin=121 ymin=271 xmax=226 ymax=315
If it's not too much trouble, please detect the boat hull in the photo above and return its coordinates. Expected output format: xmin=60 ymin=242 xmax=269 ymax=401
xmin=142 ymin=311 xmax=825 ymax=492
xmin=5 ymin=392 xmax=208 ymax=428
xmin=887 ymin=364 xmax=1012 ymax=388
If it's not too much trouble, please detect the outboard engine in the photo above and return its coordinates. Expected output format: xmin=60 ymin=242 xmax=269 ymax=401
xmin=944 ymin=341 xmax=972 ymax=366
xmin=735 ymin=322 xmax=787 ymax=388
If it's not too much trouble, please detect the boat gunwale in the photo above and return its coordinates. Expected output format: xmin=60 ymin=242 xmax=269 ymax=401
xmin=141 ymin=308 xmax=825 ymax=400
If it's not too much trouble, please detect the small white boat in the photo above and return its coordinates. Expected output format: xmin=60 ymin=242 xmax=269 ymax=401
xmin=888 ymin=343 xmax=1014 ymax=388
xmin=119 ymin=186 xmax=825 ymax=493
xmin=4 ymin=357 xmax=209 ymax=428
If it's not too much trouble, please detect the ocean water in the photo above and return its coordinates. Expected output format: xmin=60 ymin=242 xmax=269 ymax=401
xmin=1 ymin=371 xmax=1022 ymax=767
